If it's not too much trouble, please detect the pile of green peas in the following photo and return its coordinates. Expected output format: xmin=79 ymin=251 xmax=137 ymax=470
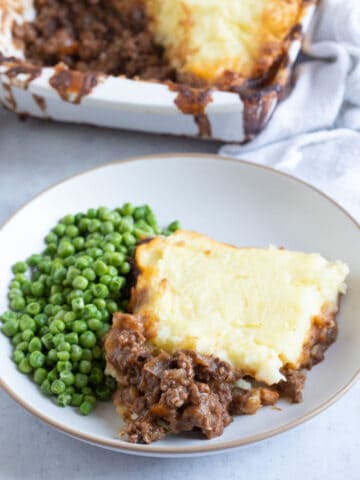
xmin=1 ymin=203 xmax=179 ymax=415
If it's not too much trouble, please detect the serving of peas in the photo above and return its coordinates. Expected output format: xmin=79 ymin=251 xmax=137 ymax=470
xmin=1 ymin=203 xmax=179 ymax=415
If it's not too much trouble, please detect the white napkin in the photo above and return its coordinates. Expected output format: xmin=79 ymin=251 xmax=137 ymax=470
xmin=222 ymin=128 xmax=360 ymax=221
xmin=220 ymin=0 xmax=360 ymax=220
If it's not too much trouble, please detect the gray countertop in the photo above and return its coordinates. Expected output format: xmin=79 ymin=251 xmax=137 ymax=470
xmin=0 ymin=108 xmax=359 ymax=480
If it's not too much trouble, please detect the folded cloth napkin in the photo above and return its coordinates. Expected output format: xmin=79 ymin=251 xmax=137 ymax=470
xmin=220 ymin=0 xmax=360 ymax=220
xmin=221 ymin=128 xmax=360 ymax=221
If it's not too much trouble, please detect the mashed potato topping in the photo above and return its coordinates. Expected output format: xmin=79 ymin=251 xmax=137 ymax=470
xmin=133 ymin=231 xmax=349 ymax=385
xmin=146 ymin=0 xmax=303 ymax=82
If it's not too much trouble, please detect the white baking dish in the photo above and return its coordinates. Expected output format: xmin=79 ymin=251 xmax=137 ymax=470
xmin=0 ymin=0 xmax=316 ymax=142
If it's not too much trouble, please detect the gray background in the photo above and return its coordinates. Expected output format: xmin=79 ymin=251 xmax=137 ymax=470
xmin=0 ymin=108 xmax=359 ymax=480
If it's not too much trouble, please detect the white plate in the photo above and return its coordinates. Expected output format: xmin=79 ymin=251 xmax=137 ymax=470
xmin=0 ymin=154 xmax=359 ymax=457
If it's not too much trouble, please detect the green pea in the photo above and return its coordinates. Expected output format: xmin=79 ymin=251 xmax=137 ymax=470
xmin=16 ymin=341 xmax=29 ymax=352
xmin=87 ymin=319 xmax=102 ymax=332
xmin=73 ymin=320 xmax=87 ymax=334
xmin=74 ymin=213 xmax=84 ymax=223
xmin=27 ymin=254 xmax=42 ymax=267
xmin=108 ymin=252 xmax=125 ymax=267
xmin=47 ymin=349 xmax=58 ymax=364
xmin=71 ymin=393 xmax=83 ymax=407
xmin=73 ymin=237 xmax=85 ymax=251
xmin=79 ymin=400 xmax=94 ymax=415
xmin=87 ymin=248 xmax=103 ymax=259
xmin=79 ymin=331 xmax=97 ymax=348
xmin=65 ymin=332 xmax=78 ymax=345
xmin=41 ymin=379 xmax=52 ymax=396
xmin=106 ymin=300 xmax=118 ymax=314
xmin=65 ymin=225 xmax=79 ymax=238
xmin=63 ymin=311 xmax=77 ymax=325
xmin=133 ymin=206 xmax=146 ymax=220
xmin=105 ymin=232 xmax=122 ymax=246
xmin=1 ymin=319 xmax=19 ymax=337
xmin=79 ymin=360 xmax=92 ymax=374
xmin=83 ymin=394 xmax=97 ymax=406
xmin=75 ymin=256 xmax=91 ymax=270
xmin=26 ymin=302 xmax=41 ymax=316
xmin=44 ymin=304 xmax=54 ymax=316
xmin=93 ymin=260 xmax=108 ymax=276
xmin=57 ymin=393 xmax=72 ymax=407
xmin=29 ymin=351 xmax=45 ymax=368
xmin=122 ymin=232 xmax=136 ymax=246
xmin=96 ymin=323 xmax=110 ymax=339
xmin=75 ymin=373 xmax=88 ymax=389
xmin=63 ymin=255 xmax=76 ymax=267
xmin=22 ymin=329 xmax=35 ymax=342
xmin=11 ymin=332 xmax=23 ymax=346
xmin=65 ymin=386 xmax=75 ymax=395
xmin=52 ymin=267 xmax=66 ymax=284
xmin=89 ymin=367 xmax=103 ymax=385
xmin=99 ymin=274 xmax=112 ymax=286
xmin=38 ymin=259 xmax=52 ymax=274
xmin=102 ymin=243 xmax=115 ymax=253
xmin=52 ymin=305 xmax=62 ymax=315
xmin=49 ymin=319 xmax=65 ymax=334
xmin=12 ymin=350 xmax=25 ymax=364
xmin=86 ymin=208 xmax=96 ymax=219
xmin=62 ymin=214 xmax=75 ymax=225
xmin=57 ymin=351 xmax=70 ymax=361
xmin=8 ymin=288 xmax=23 ymax=299
xmin=19 ymin=315 xmax=35 ymax=332
xmin=12 ymin=261 xmax=27 ymax=274
xmin=68 ymin=289 xmax=83 ymax=301
xmin=32 ymin=367 xmax=47 ymax=385
xmin=34 ymin=313 xmax=47 ymax=328
xmin=120 ymin=262 xmax=131 ymax=275
xmin=59 ymin=370 xmax=75 ymax=386
xmin=44 ymin=244 xmax=57 ymax=256
xmin=28 ymin=337 xmax=42 ymax=352
xmin=58 ymin=242 xmax=75 ymax=258
xmin=18 ymin=358 xmax=32 ymax=374
xmin=10 ymin=297 xmax=26 ymax=311
xmin=109 ymin=276 xmax=125 ymax=293
xmin=91 ymin=284 xmax=109 ymax=299
xmin=72 ymin=275 xmax=88 ymax=290
xmin=39 ymin=326 xmax=49 ymax=337
xmin=78 ymin=218 xmax=91 ymax=232
xmin=83 ymin=268 xmax=96 ymax=281
xmin=41 ymin=333 xmax=54 ymax=349
xmin=50 ymin=293 xmax=63 ymax=305
xmin=93 ymin=299 xmax=106 ymax=311
xmin=51 ymin=379 xmax=66 ymax=394
xmin=72 ymin=298 xmax=85 ymax=312
xmin=47 ymin=368 xmax=59 ymax=382
xmin=70 ymin=345 xmax=83 ymax=362
xmin=121 ymin=202 xmax=134 ymax=216
xmin=57 ymin=341 xmax=71 ymax=352
xmin=107 ymin=266 xmax=118 ymax=277
xmin=118 ymin=216 xmax=134 ymax=233
xmin=88 ymin=219 xmax=101 ymax=233
xmin=57 ymin=361 xmax=72 ymax=372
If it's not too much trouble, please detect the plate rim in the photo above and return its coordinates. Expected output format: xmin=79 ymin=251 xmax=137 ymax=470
xmin=0 ymin=152 xmax=359 ymax=456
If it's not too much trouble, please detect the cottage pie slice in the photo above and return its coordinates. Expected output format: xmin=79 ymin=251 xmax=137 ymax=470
xmin=105 ymin=230 xmax=348 ymax=443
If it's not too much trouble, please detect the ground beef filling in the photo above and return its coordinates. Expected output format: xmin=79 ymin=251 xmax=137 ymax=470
xmin=105 ymin=311 xmax=338 ymax=443
xmin=13 ymin=0 xmax=178 ymax=82
xmin=105 ymin=313 xmax=280 ymax=443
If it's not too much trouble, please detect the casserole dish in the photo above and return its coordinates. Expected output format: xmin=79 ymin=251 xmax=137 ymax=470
xmin=0 ymin=1 xmax=316 ymax=142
